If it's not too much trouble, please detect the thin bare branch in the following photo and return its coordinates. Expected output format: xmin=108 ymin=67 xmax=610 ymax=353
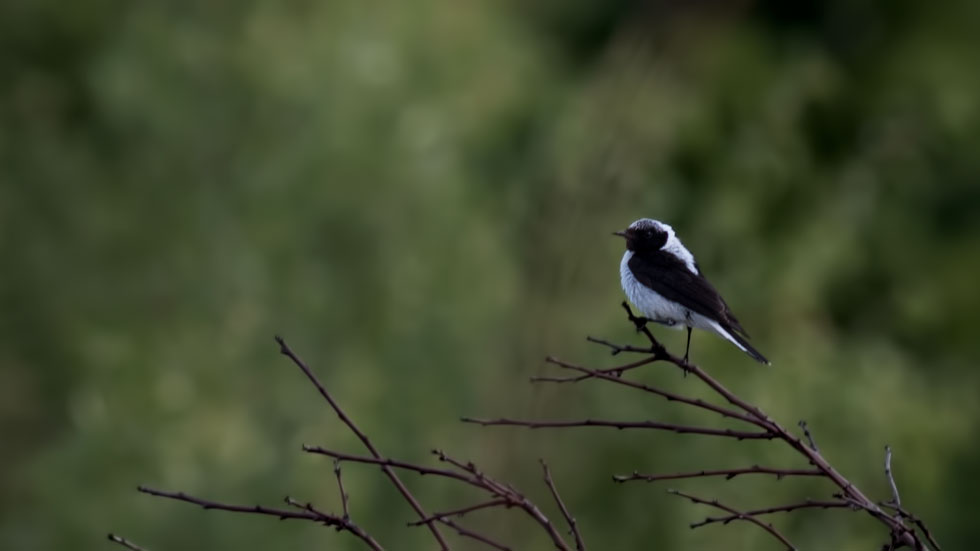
xmin=798 ymin=421 xmax=819 ymax=452
xmin=107 ymin=534 xmax=149 ymax=551
xmin=884 ymin=446 xmax=901 ymax=508
xmin=462 ymin=417 xmax=776 ymax=440
xmin=437 ymin=519 xmax=513 ymax=551
xmin=138 ymin=485 xmax=324 ymax=521
xmin=881 ymin=502 xmax=942 ymax=551
xmin=585 ymin=335 xmax=663 ymax=356
xmin=408 ymin=499 xmax=511 ymax=526
xmin=613 ymin=466 xmax=824 ymax=483
xmin=604 ymin=304 xmax=926 ymax=549
xmin=306 ymin=447 xmax=543 ymax=551
xmin=533 ymin=355 xmax=659 ymax=382
xmin=668 ymin=489 xmax=797 ymax=551
xmin=118 ymin=313 xmax=941 ymax=551
xmin=303 ymin=445 xmax=483 ymax=489
xmin=137 ymin=486 xmax=383 ymax=551
xmin=275 ymin=336 xmax=449 ymax=550
xmin=432 ymin=450 xmax=572 ymax=551
xmin=541 ymin=460 xmax=586 ymax=551
xmin=539 ymin=356 xmax=761 ymax=424
xmin=334 ymin=459 xmax=351 ymax=520
xmin=912 ymin=517 xmax=941 ymax=551
xmin=691 ymin=499 xmax=852 ymax=528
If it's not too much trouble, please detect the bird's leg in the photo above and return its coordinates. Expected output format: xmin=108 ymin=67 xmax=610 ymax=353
xmin=682 ymin=326 xmax=693 ymax=375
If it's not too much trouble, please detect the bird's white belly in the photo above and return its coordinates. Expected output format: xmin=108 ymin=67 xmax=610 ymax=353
xmin=620 ymin=251 xmax=689 ymax=330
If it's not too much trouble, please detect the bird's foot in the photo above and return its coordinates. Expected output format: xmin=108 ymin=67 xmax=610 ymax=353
xmin=621 ymin=302 xmax=649 ymax=332
xmin=632 ymin=316 xmax=651 ymax=332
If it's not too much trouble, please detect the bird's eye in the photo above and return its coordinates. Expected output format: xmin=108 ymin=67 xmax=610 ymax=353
xmin=644 ymin=230 xmax=654 ymax=239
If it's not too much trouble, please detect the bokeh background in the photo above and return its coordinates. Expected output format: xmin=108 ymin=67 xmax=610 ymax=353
xmin=2 ymin=0 xmax=979 ymax=549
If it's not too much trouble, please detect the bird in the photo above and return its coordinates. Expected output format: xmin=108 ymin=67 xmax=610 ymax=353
xmin=615 ymin=218 xmax=770 ymax=365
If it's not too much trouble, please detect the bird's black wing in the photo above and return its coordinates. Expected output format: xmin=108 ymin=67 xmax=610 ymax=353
xmin=628 ymin=251 xmax=749 ymax=337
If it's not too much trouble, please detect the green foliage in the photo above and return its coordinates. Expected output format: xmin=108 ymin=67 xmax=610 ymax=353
xmin=2 ymin=0 xmax=978 ymax=549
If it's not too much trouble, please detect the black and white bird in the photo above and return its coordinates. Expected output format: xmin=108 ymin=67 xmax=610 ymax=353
xmin=615 ymin=218 xmax=770 ymax=365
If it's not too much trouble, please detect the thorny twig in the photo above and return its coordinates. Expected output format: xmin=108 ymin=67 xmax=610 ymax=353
xmin=880 ymin=502 xmax=943 ymax=551
xmin=513 ymin=301 xmax=939 ymax=550
xmin=128 ymin=337 xmax=579 ymax=551
xmin=334 ymin=459 xmax=350 ymax=521
xmin=407 ymin=499 xmax=511 ymax=526
xmin=541 ymin=460 xmax=587 ymax=551
xmin=668 ymin=489 xmax=797 ymax=550
xmin=431 ymin=449 xmax=572 ymax=551
xmin=136 ymin=486 xmax=384 ymax=550
xmin=799 ymin=421 xmax=819 ymax=452
xmin=274 ymin=336 xmax=450 ymax=549
xmin=689 ymin=499 xmax=852 ymax=528
xmin=613 ymin=466 xmax=823 ymax=483
xmin=116 ymin=305 xmax=940 ymax=550
xmin=462 ymin=416 xmax=776 ymax=440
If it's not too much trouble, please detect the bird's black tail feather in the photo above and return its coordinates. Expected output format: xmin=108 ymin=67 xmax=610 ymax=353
xmin=726 ymin=327 xmax=770 ymax=365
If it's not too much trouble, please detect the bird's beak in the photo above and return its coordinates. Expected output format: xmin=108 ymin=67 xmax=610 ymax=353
xmin=613 ymin=230 xmax=628 ymax=238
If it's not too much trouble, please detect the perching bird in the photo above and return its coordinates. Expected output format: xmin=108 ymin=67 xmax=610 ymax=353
xmin=615 ymin=218 xmax=769 ymax=365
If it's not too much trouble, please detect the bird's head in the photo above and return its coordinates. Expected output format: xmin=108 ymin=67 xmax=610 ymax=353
xmin=614 ymin=218 xmax=671 ymax=253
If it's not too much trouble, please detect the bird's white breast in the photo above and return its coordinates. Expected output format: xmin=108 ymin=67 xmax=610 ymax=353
xmin=619 ymin=250 xmax=688 ymax=329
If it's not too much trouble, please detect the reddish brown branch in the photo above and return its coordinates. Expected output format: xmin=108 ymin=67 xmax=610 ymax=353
xmin=139 ymin=485 xmax=325 ymax=522
xmin=306 ymin=444 xmax=574 ymax=550
xmin=408 ymin=499 xmax=511 ymax=526
xmin=632 ymin=305 xmax=926 ymax=548
xmin=538 ymin=356 xmax=760 ymax=424
xmin=119 ymin=339 xmax=580 ymax=551
xmin=613 ymin=466 xmax=824 ymax=483
xmin=880 ymin=503 xmax=942 ymax=551
xmin=334 ymin=459 xmax=351 ymax=520
xmin=303 ymin=445 xmax=484 ymax=489
xmin=432 ymin=450 xmax=572 ymax=551
xmin=667 ymin=489 xmax=797 ymax=551
xmin=798 ymin=421 xmax=819 ymax=452
xmin=532 ymin=355 xmax=659 ymax=382
xmin=462 ymin=417 xmax=776 ymax=440
xmin=552 ymin=302 xmax=935 ymax=549
xmin=585 ymin=336 xmax=664 ymax=356
xmin=690 ymin=499 xmax=852 ymax=528
xmin=275 ymin=336 xmax=449 ymax=550
xmin=436 ymin=519 xmax=513 ymax=550
xmin=115 ymin=310 xmax=939 ymax=551
xmin=541 ymin=460 xmax=586 ymax=551
xmin=107 ymin=534 xmax=149 ymax=551
xmin=137 ymin=486 xmax=383 ymax=551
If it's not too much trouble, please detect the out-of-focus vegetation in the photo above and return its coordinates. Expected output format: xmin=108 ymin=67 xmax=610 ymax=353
xmin=2 ymin=0 xmax=979 ymax=549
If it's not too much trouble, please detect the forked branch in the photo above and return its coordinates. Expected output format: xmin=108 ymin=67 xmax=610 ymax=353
xmin=519 ymin=302 xmax=939 ymax=550
xmin=274 ymin=336 xmax=449 ymax=549
xmin=667 ymin=489 xmax=797 ymax=551
xmin=136 ymin=486 xmax=383 ymax=550
xmin=127 ymin=337 xmax=579 ymax=551
xmin=115 ymin=305 xmax=940 ymax=551
xmin=613 ymin=466 xmax=823 ymax=483
xmin=541 ymin=460 xmax=587 ymax=551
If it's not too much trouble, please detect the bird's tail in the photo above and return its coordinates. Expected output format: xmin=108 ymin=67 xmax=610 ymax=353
xmin=713 ymin=322 xmax=770 ymax=365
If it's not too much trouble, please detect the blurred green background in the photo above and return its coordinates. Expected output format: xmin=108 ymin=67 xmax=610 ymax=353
xmin=2 ymin=0 xmax=979 ymax=549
